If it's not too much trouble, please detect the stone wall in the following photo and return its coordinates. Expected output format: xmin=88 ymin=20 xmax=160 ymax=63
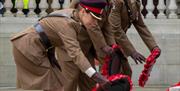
xmin=0 ymin=17 xmax=180 ymax=88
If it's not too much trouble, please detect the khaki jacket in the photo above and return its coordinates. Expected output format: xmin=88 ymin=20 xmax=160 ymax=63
xmin=11 ymin=9 xmax=101 ymax=89
xmin=109 ymin=0 xmax=157 ymax=56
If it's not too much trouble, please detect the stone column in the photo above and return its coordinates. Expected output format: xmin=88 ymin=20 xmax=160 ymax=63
xmin=146 ymin=0 xmax=155 ymax=18
xmin=168 ymin=0 xmax=178 ymax=18
xmin=157 ymin=0 xmax=166 ymax=18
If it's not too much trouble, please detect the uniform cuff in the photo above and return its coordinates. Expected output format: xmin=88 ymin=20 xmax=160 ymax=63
xmin=85 ymin=67 xmax=96 ymax=77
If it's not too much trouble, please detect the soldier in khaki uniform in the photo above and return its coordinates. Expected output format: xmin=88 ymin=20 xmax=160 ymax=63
xmin=109 ymin=0 xmax=161 ymax=77
xmin=57 ymin=1 xmax=117 ymax=90
xmin=11 ymin=0 xmax=112 ymax=91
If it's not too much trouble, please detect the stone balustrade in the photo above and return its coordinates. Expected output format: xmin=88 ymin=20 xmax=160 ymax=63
xmin=0 ymin=0 xmax=179 ymax=19
xmin=0 ymin=0 xmax=70 ymax=17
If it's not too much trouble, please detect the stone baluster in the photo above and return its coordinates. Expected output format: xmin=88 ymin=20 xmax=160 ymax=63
xmin=46 ymin=0 xmax=53 ymax=14
xmin=10 ymin=0 xmax=18 ymax=16
xmin=16 ymin=0 xmax=24 ymax=17
xmin=4 ymin=0 xmax=13 ymax=17
xmin=34 ymin=0 xmax=41 ymax=17
xmin=157 ymin=0 xmax=166 ymax=18
xmin=52 ymin=0 xmax=59 ymax=10
xmin=164 ymin=0 xmax=168 ymax=18
xmin=153 ymin=0 xmax=159 ymax=18
xmin=146 ymin=0 xmax=155 ymax=18
xmin=63 ymin=0 xmax=70 ymax=8
xmin=59 ymin=0 xmax=64 ymax=9
xmin=141 ymin=0 xmax=148 ymax=18
xmin=168 ymin=0 xmax=178 ymax=18
xmin=28 ymin=0 xmax=36 ymax=17
xmin=39 ymin=0 xmax=48 ymax=16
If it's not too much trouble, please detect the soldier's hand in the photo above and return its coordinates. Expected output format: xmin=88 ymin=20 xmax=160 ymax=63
xmin=91 ymin=72 xmax=112 ymax=91
xmin=102 ymin=46 xmax=114 ymax=56
xmin=130 ymin=51 xmax=145 ymax=64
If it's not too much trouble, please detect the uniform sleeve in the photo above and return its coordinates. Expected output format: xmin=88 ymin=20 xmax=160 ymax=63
xmin=102 ymin=17 xmax=116 ymax=45
xmin=109 ymin=0 xmax=136 ymax=57
xmin=86 ymin=23 xmax=108 ymax=53
xmin=133 ymin=12 xmax=158 ymax=51
xmin=55 ymin=20 xmax=93 ymax=73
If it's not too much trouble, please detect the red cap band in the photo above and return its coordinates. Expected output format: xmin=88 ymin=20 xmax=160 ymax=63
xmin=80 ymin=3 xmax=103 ymax=14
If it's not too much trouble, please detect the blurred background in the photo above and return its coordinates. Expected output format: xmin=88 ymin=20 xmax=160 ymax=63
xmin=0 ymin=0 xmax=180 ymax=90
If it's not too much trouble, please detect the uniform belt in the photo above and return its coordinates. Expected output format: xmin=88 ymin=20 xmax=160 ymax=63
xmin=34 ymin=23 xmax=61 ymax=71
